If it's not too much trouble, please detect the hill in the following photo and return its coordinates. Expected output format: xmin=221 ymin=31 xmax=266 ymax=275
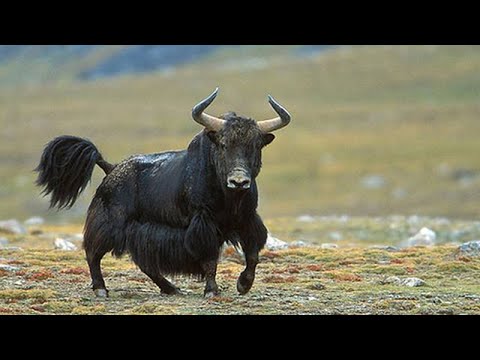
xmin=0 ymin=45 xmax=332 ymax=86
xmin=1 ymin=45 xmax=480 ymax=222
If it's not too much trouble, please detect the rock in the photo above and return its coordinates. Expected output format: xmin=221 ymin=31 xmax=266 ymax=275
xmin=383 ymin=276 xmax=400 ymax=284
xmin=0 ymin=219 xmax=26 ymax=235
xmin=24 ymin=216 xmax=45 ymax=226
xmin=456 ymin=240 xmax=480 ymax=257
xmin=54 ymin=238 xmax=78 ymax=251
xmin=384 ymin=276 xmax=425 ymax=287
xmin=265 ymin=234 xmax=289 ymax=251
xmin=368 ymin=245 xmax=400 ymax=252
xmin=0 ymin=264 xmax=19 ymax=272
xmin=308 ymin=283 xmax=326 ymax=291
xmin=290 ymin=240 xmax=308 ymax=248
xmin=407 ymin=227 xmax=436 ymax=246
xmin=296 ymin=215 xmax=316 ymax=223
xmin=0 ymin=237 xmax=8 ymax=247
xmin=328 ymin=231 xmax=343 ymax=241
xmin=321 ymin=243 xmax=339 ymax=249
xmin=401 ymin=277 xmax=426 ymax=287
xmin=451 ymin=168 xmax=479 ymax=187
xmin=361 ymin=175 xmax=386 ymax=189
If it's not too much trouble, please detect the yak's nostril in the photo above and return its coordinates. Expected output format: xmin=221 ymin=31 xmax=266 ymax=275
xmin=227 ymin=178 xmax=251 ymax=189
xmin=235 ymin=179 xmax=250 ymax=187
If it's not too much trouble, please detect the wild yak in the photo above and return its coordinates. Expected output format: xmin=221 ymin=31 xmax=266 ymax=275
xmin=35 ymin=88 xmax=291 ymax=298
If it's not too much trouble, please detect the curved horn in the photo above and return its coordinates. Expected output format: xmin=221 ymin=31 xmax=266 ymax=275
xmin=192 ymin=87 xmax=226 ymax=131
xmin=257 ymin=95 xmax=291 ymax=133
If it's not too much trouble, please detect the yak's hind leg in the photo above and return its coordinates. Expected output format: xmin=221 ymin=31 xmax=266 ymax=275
xmin=201 ymin=260 xmax=219 ymax=298
xmin=86 ymin=249 xmax=110 ymax=298
xmin=237 ymin=213 xmax=268 ymax=295
xmin=83 ymin=222 xmax=113 ymax=297
xmin=83 ymin=200 xmax=129 ymax=298
xmin=139 ymin=268 xmax=182 ymax=295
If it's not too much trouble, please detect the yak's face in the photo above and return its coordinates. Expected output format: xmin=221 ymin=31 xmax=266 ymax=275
xmin=206 ymin=113 xmax=275 ymax=192
xmin=192 ymin=88 xmax=291 ymax=192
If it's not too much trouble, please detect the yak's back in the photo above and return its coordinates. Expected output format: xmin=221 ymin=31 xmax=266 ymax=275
xmin=104 ymin=150 xmax=190 ymax=226
xmin=103 ymin=151 xmax=185 ymax=184
xmin=95 ymin=150 xmax=187 ymax=220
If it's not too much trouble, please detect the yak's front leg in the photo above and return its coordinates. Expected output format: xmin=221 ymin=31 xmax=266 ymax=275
xmin=237 ymin=249 xmax=259 ymax=295
xmin=201 ymin=260 xmax=220 ymax=298
xmin=185 ymin=211 xmax=222 ymax=298
xmin=237 ymin=213 xmax=268 ymax=295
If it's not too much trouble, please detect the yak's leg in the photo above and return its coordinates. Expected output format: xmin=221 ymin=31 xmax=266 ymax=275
xmin=237 ymin=214 xmax=268 ymax=295
xmin=86 ymin=250 xmax=110 ymax=298
xmin=84 ymin=199 xmax=122 ymax=298
xmin=141 ymin=269 xmax=182 ymax=295
xmin=201 ymin=260 xmax=220 ymax=298
xmin=185 ymin=212 xmax=221 ymax=298
xmin=124 ymin=220 xmax=186 ymax=296
xmin=237 ymin=249 xmax=259 ymax=295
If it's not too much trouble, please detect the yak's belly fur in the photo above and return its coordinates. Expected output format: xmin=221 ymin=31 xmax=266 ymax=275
xmin=125 ymin=220 xmax=205 ymax=276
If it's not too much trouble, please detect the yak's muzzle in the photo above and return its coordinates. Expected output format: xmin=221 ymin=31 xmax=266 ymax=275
xmin=227 ymin=170 xmax=251 ymax=191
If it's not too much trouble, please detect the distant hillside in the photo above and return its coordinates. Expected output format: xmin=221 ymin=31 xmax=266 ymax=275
xmin=0 ymin=45 xmax=333 ymax=87
xmin=4 ymin=45 xmax=480 ymax=223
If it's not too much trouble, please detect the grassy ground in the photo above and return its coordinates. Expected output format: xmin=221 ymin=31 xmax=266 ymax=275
xmin=1 ymin=217 xmax=479 ymax=315
xmin=2 ymin=45 xmax=480 ymax=222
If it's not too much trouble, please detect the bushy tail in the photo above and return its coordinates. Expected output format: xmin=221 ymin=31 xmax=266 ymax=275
xmin=35 ymin=135 xmax=114 ymax=209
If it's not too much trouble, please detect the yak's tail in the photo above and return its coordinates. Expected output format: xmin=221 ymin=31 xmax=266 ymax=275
xmin=35 ymin=135 xmax=115 ymax=210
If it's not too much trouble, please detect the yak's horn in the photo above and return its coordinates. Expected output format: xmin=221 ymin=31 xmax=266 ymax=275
xmin=257 ymin=95 xmax=291 ymax=133
xmin=192 ymin=87 xmax=226 ymax=131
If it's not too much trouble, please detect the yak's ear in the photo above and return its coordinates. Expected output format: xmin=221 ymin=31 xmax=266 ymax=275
xmin=206 ymin=131 xmax=219 ymax=145
xmin=263 ymin=133 xmax=275 ymax=146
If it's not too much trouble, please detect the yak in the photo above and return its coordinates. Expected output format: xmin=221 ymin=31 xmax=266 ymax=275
xmin=35 ymin=88 xmax=291 ymax=298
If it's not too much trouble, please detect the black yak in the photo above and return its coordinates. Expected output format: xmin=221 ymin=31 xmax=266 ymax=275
xmin=35 ymin=88 xmax=291 ymax=298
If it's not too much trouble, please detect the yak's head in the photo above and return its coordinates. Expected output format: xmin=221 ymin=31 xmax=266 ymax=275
xmin=192 ymin=88 xmax=291 ymax=192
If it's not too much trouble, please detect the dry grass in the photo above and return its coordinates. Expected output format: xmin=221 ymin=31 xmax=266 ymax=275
xmin=1 ymin=215 xmax=480 ymax=314
xmin=1 ymin=239 xmax=479 ymax=314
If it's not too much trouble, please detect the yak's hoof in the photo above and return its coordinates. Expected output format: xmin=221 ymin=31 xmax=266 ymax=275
xmin=204 ymin=290 xmax=220 ymax=299
xmin=161 ymin=286 xmax=182 ymax=296
xmin=94 ymin=288 xmax=109 ymax=298
xmin=237 ymin=276 xmax=253 ymax=295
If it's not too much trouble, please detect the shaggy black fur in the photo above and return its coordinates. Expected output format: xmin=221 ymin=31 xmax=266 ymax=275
xmin=35 ymin=114 xmax=275 ymax=297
